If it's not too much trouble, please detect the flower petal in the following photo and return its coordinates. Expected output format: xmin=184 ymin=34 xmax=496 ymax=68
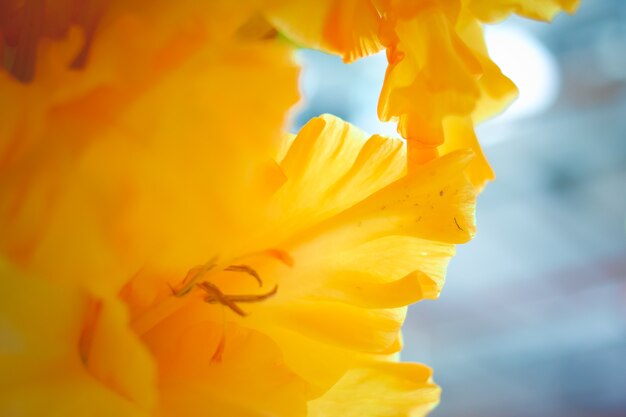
xmin=324 ymin=235 xmax=454 ymax=286
xmin=308 ymin=361 xmax=440 ymax=417
xmin=378 ymin=7 xmax=481 ymax=148
xmin=156 ymin=324 xmax=309 ymax=417
xmin=258 ymin=299 xmax=406 ymax=354
xmin=265 ymin=0 xmax=383 ymax=62
xmin=0 ymin=260 xmax=156 ymax=416
xmin=441 ymin=116 xmax=495 ymax=190
xmin=467 ymin=0 xmax=580 ymax=22
xmin=314 ymin=270 xmax=438 ymax=309
xmin=454 ymin=12 xmax=518 ymax=122
xmin=268 ymin=115 xmax=406 ymax=238
xmin=240 ymin=117 xmax=476 ymax=359
xmin=0 ymin=23 xmax=300 ymax=292
xmin=289 ymin=148 xmax=477 ymax=248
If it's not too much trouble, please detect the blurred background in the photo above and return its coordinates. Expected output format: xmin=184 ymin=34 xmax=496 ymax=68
xmin=293 ymin=0 xmax=626 ymax=416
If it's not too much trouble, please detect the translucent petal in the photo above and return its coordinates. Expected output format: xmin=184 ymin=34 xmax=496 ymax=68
xmin=309 ymin=361 xmax=440 ymax=417
xmin=467 ymin=0 xmax=580 ymax=22
xmin=257 ymin=299 xmax=406 ymax=354
xmin=265 ymin=0 xmax=383 ymax=62
xmin=268 ymin=115 xmax=406 ymax=239
xmin=242 ymin=116 xmax=476 ymax=361
xmin=454 ymin=12 xmax=518 ymax=122
xmin=441 ymin=116 xmax=495 ymax=190
xmin=378 ymin=7 xmax=481 ymax=148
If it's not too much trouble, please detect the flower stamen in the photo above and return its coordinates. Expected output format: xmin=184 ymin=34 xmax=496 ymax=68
xmin=224 ymin=264 xmax=263 ymax=287
xmin=196 ymin=281 xmax=278 ymax=317
xmin=170 ymin=257 xmax=218 ymax=297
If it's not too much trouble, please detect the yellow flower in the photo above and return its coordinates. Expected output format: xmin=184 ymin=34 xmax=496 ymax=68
xmin=0 ymin=2 xmax=478 ymax=416
xmin=0 ymin=1 xmax=577 ymax=416
xmin=0 ymin=111 xmax=476 ymax=416
xmin=128 ymin=114 xmax=476 ymax=416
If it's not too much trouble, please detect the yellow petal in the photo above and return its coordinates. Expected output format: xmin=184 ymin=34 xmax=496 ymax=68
xmin=238 ymin=116 xmax=475 ymax=358
xmin=268 ymin=114 xmax=406 ymax=239
xmin=257 ymin=326 xmax=369 ymax=397
xmin=258 ymin=324 xmax=409 ymax=400
xmin=0 ymin=18 xmax=300 ymax=292
xmin=257 ymin=299 xmax=406 ymax=354
xmin=441 ymin=116 xmax=495 ymax=190
xmin=325 ymin=235 xmax=453 ymax=285
xmin=260 ymin=148 xmax=475 ymax=349
xmin=309 ymin=361 xmax=440 ymax=417
xmin=317 ymin=270 xmax=439 ymax=309
xmin=0 ymin=259 xmax=156 ymax=417
xmin=378 ymin=7 xmax=481 ymax=148
xmin=265 ymin=0 xmax=383 ymax=62
xmin=316 ymin=235 xmax=456 ymax=306
xmin=109 ymin=40 xmax=299 ymax=271
xmin=156 ymin=324 xmax=309 ymax=417
xmin=454 ymin=12 xmax=518 ymax=122
xmin=467 ymin=0 xmax=580 ymax=22
xmin=290 ymin=148 xmax=477 ymax=248
xmin=82 ymin=293 xmax=157 ymax=413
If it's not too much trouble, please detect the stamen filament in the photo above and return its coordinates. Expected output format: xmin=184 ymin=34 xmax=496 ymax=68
xmin=171 ymin=257 xmax=218 ymax=297
xmin=130 ymin=253 xmax=284 ymax=334
xmin=197 ymin=281 xmax=278 ymax=317
xmin=224 ymin=264 xmax=263 ymax=286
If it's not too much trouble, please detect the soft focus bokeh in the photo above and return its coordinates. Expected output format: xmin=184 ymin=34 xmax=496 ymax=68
xmin=294 ymin=0 xmax=626 ymax=416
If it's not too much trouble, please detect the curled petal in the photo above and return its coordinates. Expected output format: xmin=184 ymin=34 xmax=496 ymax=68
xmin=378 ymin=6 xmax=481 ymax=149
xmin=454 ymin=11 xmax=518 ymax=122
xmin=441 ymin=116 xmax=495 ymax=190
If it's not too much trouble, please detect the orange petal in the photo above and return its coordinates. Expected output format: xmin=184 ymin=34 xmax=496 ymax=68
xmin=265 ymin=0 xmax=383 ymax=62
xmin=157 ymin=324 xmax=309 ymax=417
xmin=378 ymin=7 xmax=481 ymax=147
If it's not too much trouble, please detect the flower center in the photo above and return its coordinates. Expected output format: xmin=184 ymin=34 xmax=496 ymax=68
xmin=169 ymin=257 xmax=279 ymax=317
xmin=129 ymin=249 xmax=291 ymax=336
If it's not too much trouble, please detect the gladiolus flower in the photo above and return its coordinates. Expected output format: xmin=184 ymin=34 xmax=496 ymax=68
xmin=0 ymin=1 xmax=577 ymax=416
xmin=0 ymin=112 xmax=476 ymax=416
xmin=1 ymin=2 xmax=472 ymax=415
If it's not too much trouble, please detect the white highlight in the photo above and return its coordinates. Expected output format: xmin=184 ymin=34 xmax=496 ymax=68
xmin=484 ymin=24 xmax=561 ymax=121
